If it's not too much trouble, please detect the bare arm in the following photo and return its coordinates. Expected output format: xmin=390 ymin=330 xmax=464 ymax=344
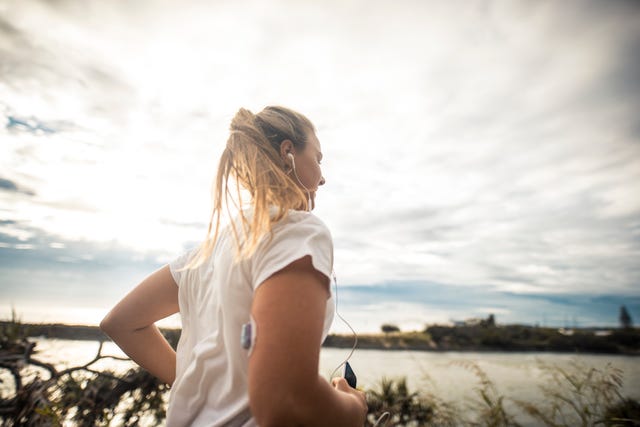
xmin=248 ymin=256 xmax=367 ymax=427
xmin=100 ymin=265 xmax=178 ymax=385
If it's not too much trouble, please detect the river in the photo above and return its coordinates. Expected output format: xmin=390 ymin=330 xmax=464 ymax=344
xmin=6 ymin=339 xmax=640 ymax=425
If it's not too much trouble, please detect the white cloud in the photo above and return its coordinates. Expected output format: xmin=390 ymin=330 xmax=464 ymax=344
xmin=1 ymin=0 xmax=639 ymax=308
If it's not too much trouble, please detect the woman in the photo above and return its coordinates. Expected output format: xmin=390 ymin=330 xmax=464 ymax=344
xmin=100 ymin=106 xmax=367 ymax=426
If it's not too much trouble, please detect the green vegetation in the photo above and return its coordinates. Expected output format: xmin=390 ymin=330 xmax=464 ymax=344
xmin=424 ymin=323 xmax=639 ymax=354
xmin=325 ymin=330 xmax=436 ymax=351
xmin=381 ymin=324 xmax=401 ymax=334
xmin=366 ymin=377 xmax=459 ymax=426
xmin=364 ymin=358 xmax=640 ymax=426
xmin=514 ymin=359 xmax=633 ymax=426
xmin=326 ymin=321 xmax=640 ymax=354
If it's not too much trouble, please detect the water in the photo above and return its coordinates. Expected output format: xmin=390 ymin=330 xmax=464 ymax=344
xmin=321 ymin=348 xmax=640 ymax=400
xmin=27 ymin=339 xmax=640 ymax=402
xmin=5 ymin=339 xmax=639 ymax=425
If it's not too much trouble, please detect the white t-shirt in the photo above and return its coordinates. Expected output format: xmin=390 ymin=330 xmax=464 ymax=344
xmin=166 ymin=210 xmax=335 ymax=426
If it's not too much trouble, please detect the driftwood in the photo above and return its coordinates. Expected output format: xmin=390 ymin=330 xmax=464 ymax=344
xmin=0 ymin=330 xmax=168 ymax=426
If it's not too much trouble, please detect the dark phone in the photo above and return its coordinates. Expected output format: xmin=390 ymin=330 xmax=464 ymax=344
xmin=344 ymin=361 xmax=357 ymax=388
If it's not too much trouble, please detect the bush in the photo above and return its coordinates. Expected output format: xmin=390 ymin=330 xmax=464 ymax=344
xmin=367 ymin=378 xmax=442 ymax=426
xmin=381 ymin=324 xmax=401 ymax=334
xmin=515 ymin=359 xmax=637 ymax=426
xmin=604 ymin=398 xmax=640 ymax=426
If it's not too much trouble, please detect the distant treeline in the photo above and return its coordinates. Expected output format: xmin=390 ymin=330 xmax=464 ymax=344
xmin=422 ymin=324 xmax=639 ymax=354
xmin=4 ymin=321 xmax=638 ymax=355
xmin=0 ymin=322 xmax=109 ymax=341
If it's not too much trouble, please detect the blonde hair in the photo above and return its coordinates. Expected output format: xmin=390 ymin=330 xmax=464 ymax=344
xmin=187 ymin=106 xmax=315 ymax=267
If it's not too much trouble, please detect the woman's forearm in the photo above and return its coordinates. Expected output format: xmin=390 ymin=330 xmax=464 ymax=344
xmin=252 ymin=374 xmax=365 ymax=427
xmin=303 ymin=375 xmax=366 ymax=426
xmin=102 ymin=323 xmax=176 ymax=385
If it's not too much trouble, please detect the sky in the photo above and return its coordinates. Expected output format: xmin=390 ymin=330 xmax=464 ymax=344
xmin=1 ymin=0 xmax=639 ymax=332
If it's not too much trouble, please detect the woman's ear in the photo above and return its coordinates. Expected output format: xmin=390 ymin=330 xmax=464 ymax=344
xmin=279 ymin=139 xmax=295 ymax=162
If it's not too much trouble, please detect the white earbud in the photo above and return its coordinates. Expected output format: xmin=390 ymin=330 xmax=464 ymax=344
xmin=286 ymin=152 xmax=311 ymax=211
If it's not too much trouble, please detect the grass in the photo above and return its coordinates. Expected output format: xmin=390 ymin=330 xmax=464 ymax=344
xmin=362 ymin=356 xmax=640 ymax=426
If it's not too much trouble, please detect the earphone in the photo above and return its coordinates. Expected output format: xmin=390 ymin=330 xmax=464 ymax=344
xmin=287 ymin=152 xmax=312 ymax=211
xmin=288 ymin=152 xmax=357 ymax=371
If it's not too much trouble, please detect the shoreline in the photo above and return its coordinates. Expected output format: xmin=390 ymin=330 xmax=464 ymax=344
xmin=3 ymin=321 xmax=638 ymax=356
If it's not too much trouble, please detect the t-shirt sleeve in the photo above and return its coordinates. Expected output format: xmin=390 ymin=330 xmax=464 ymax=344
xmin=168 ymin=247 xmax=198 ymax=286
xmin=251 ymin=214 xmax=333 ymax=291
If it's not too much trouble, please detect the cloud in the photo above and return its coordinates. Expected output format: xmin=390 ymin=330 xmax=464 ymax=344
xmin=1 ymin=0 xmax=638 ymax=328
xmin=0 ymin=4 xmax=136 ymax=123
xmin=0 ymin=178 xmax=18 ymax=192
xmin=0 ymin=222 xmax=167 ymax=303
xmin=310 ymin=1 xmax=640 ymax=295
xmin=0 ymin=177 xmax=35 ymax=196
xmin=6 ymin=115 xmax=57 ymax=134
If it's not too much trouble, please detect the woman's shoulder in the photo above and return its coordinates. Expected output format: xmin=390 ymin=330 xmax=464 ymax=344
xmin=259 ymin=211 xmax=333 ymax=249
xmin=278 ymin=210 xmax=331 ymax=233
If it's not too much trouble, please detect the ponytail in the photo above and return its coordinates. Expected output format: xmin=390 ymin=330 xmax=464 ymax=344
xmin=187 ymin=106 xmax=315 ymax=267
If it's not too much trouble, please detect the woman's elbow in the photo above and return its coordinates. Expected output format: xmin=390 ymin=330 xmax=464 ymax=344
xmin=100 ymin=311 xmax=121 ymax=337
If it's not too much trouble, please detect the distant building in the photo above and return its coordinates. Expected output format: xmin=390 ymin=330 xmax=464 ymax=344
xmin=450 ymin=318 xmax=484 ymax=327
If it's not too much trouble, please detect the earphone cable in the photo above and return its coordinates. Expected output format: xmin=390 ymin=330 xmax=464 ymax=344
xmin=330 ymin=270 xmax=358 ymax=380
xmin=289 ymin=154 xmax=312 ymax=211
xmin=289 ymin=154 xmax=358 ymax=377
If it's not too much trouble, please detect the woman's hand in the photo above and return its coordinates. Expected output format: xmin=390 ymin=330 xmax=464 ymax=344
xmin=332 ymin=377 xmax=368 ymax=419
xmin=100 ymin=265 xmax=178 ymax=385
